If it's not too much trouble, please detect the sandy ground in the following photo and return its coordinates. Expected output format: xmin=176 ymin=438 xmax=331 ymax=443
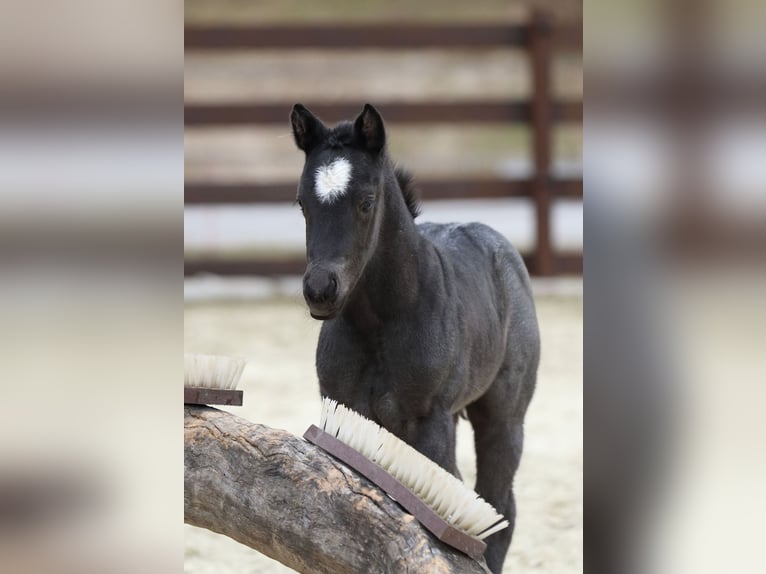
xmin=184 ymin=291 xmax=582 ymax=573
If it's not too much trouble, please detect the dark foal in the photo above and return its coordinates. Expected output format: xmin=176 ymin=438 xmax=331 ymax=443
xmin=291 ymin=103 xmax=539 ymax=573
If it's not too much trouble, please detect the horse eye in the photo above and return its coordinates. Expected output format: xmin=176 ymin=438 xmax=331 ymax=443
xmin=296 ymin=199 xmax=304 ymax=213
xmin=360 ymin=198 xmax=375 ymax=213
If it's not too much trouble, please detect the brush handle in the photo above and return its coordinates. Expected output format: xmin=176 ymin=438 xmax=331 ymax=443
xmin=303 ymin=425 xmax=486 ymax=561
xmin=184 ymin=388 xmax=243 ymax=406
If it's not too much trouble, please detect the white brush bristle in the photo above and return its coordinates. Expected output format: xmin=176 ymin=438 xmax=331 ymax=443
xmin=318 ymin=397 xmax=509 ymax=540
xmin=184 ymin=353 xmax=246 ymax=390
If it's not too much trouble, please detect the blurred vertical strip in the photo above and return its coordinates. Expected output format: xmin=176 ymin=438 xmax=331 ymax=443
xmin=585 ymin=0 xmax=766 ymax=573
xmin=0 ymin=1 xmax=182 ymax=573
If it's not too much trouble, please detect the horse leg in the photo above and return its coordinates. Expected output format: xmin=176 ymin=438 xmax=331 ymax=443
xmin=468 ymin=366 xmax=533 ymax=574
xmin=408 ymin=407 xmax=460 ymax=477
xmin=374 ymin=394 xmax=460 ymax=477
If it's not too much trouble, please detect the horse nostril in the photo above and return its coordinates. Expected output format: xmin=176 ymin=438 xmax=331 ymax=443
xmin=304 ymin=269 xmax=339 ymax=305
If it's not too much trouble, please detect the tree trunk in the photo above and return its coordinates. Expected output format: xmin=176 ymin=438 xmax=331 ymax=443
xmin=184 ymin=406 xmax=490 ymax=574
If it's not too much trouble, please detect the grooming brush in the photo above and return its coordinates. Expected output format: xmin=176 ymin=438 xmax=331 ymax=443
xmin=304 ymin=398 xmax=509 ymax=561
xmin=184 ymin=353 xmax=246 ymax=406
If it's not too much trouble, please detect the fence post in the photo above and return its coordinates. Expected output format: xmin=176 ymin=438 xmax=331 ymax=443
xmin=530 ymin=12 xmax=553 ymax=276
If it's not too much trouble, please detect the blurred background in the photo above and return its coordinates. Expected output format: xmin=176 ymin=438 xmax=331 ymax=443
xmin=0 ymin=1 xmax=181 ymax=573
xmin=184 ymin=0 xmax=582 ymax=285
xmin=585 ymin=1 xmax=766 ymax=574
xmin=184 ymin=1 xmax=582 ymax=574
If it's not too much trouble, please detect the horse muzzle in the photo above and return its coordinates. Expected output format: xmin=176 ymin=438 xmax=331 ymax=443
xmin=303 ymin=264 xmax=344 ymax=319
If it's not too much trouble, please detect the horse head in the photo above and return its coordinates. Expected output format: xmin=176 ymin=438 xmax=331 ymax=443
xmin=290 ymin=103 xmax=388 ymax=320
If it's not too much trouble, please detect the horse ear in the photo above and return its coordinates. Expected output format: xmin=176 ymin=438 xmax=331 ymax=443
xmin=291 ymin=104 xmax=327 ymax=152
xmin=353 ymin=104 xmax=386 ymax=153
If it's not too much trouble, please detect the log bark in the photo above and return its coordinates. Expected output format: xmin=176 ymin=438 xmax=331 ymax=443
xmin=185 ymin=406 xmax=490 ymax=574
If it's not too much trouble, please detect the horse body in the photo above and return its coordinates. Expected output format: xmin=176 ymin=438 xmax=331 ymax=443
xmin=291 ymin=103 xmax=539 ymax=573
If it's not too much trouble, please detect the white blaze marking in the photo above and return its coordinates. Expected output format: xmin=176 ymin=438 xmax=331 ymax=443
xmin=314 ymin=158 xmax=352 ymax=203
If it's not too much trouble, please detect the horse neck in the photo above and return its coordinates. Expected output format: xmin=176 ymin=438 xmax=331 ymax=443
xmin=343 ymin=168 xmax=427 ymax=328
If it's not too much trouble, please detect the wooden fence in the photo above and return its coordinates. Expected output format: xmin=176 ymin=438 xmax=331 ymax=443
xmin=185 ymin=14 xmax=582 ymax=277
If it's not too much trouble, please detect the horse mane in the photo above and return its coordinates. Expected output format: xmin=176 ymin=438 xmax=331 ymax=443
xmin=394 ymin=166 xmax=421 ymax=219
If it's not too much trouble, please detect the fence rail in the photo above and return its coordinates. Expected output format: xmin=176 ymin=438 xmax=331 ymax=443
xmin=185 ymin=14 xmax=582 ymax=277
xmin=185 ymin=177 xmax=583 ymax=205
xmin=185 ymin=23 xmax=581 ymax=50
xmin=184 ymin=253 xmax=583 ymax=278
xmin=185 ymin=100 xmax=582 ymax=126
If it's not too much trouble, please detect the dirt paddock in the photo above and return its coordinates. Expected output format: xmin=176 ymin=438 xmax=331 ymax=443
xmin=184 ymin=291 xmax=582 ymax=573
